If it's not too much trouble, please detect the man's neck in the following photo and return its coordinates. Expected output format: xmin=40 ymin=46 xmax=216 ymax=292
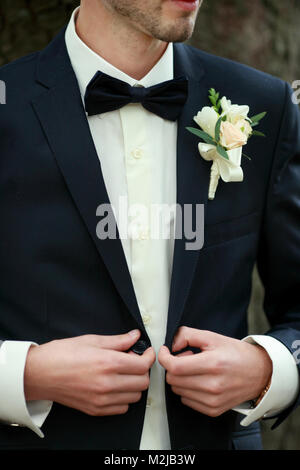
xmin=76 ymin=3 xmax=168 ymax=80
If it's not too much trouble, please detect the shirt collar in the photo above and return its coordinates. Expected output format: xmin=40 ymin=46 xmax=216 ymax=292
xmin=65 ymin=7 xmax=174 ymax=98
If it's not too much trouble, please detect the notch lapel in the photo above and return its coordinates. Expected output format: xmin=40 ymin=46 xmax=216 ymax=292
xmin=165 ymin=44 xmax=211 ymax=346
xmin=32 ymin=31 xmax=145 ymax=332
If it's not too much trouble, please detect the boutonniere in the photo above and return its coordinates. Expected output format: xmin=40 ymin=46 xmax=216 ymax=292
xmin=186 ymin=89 xmax=266 ymax=200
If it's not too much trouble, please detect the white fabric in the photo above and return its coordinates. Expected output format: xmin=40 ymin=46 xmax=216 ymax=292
xmin=0 ymin=341 xmax=52 ymax=437
xmin=0 ymin=6 xmax=298 ymax=449
xmin=236 ymin=335 xmax=299 ymax=425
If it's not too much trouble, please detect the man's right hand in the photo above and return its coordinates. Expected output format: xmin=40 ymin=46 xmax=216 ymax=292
xmin=24 ymin=330 xmax=155 ymax=416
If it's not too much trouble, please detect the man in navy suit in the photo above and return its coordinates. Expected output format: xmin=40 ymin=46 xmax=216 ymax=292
xmin=0 ymin=0 xmax=299 ymax=450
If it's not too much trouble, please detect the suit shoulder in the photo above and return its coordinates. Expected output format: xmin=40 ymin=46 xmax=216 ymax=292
xmin=0 ymin=51 xmax=40 ymax=81
xmin=183 ymin=44 xmax=286 ymax=97
xmin=0 ymin=52 xmax=43 ymax=111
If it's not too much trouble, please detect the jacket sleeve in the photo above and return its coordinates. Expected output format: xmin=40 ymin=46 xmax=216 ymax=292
xmin=256 ymin=82 xmax=300 ymax=428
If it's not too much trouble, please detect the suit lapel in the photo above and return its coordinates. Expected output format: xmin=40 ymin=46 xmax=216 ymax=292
xmin=165 ymin=44 xmax=211 ymax=346
xmin=32 ymin=30 xmax=145 ymax=332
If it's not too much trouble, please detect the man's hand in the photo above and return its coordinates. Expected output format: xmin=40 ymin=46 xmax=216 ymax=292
xmin=158 ymin=326 xmax=272 ymax=417
xmin=24 ymin=330 xmax=155 ymax=417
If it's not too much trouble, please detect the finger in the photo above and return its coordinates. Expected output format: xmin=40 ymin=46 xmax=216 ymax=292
xmin=172 ymin=327 xmax=220 ymax=353
xmin=93 ymin=405 xmax=130 ymax=416
xmin=175 ymin=351 xmax=194 ymax=358
xmin=158 ymin=345 xmax=175 ymax=371
xmin=170 ymin=380 xmax=243 ymax=413
xmin=159 ymin=346 xmax=195 ymax=360
xmin=126 ymin=347 xmax=156 ymax=365
xmin=109 ymin=373 xmax=150 ymax=393
xmin=166 ymin=373 xmax=216 ymax=391
xmin=172 ymin=386 xmax=197 ymax=398
xmin=123 ymin=346 xmax=156 ymax=373
xmin=98 ymin=329 xmax=141 ymax=352
xmin=97 ymin=391 xmax=142 ymax=407
xmin=142 ymin=347 xmax=156 ymax=369
xmin=127 ymin=348 xmax=156 ymax=365
xmin=180 ymin=397 xmax=226 ymax=418
xmin=171 ymin=386 xmax=216 ymax=405
xmin=159 ymin=345 xmax=211 ymax=375
xmin=107 ymin=347 xmax=155 ymax=375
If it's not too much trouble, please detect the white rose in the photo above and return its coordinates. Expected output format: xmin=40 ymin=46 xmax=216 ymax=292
xmin=235 ymin=118 xmax=253 ymax=139
xmin=194 ymin=107 xmax=219 ymax=138
xmin=220 ymin=97 xmax=232 ymax=114
xmin=220 ymin=96 xmax=250 ymax=124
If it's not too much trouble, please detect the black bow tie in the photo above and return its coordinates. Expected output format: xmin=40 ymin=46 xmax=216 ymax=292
xmin=84 ymin=71 xmax=188 ymax=121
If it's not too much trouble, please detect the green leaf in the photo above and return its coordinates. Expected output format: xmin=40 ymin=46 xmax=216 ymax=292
xmin=250 ymin=112 xmax=267 ymax=124
xmin=208 ymin=88 xmax=222 ymax=113
xmin=186 ymin=127 xmax=217 ymax=146
xmin=252 ymin=130 xmax=266 ymax=137
xmin=209 ymin=88 xmax=219 ymax=104
xmin=209 ymin=88 xmax=223 ymax=113
xmin=209 ymin=95 xmax=217 ymax=107
xmin=215 ymin=116 xmax=223 ymax=141
xmin=217 ymin=145 xmax=229 ymax=160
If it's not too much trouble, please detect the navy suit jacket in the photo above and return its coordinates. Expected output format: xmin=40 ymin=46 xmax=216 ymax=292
xmin=0 ymin=28 xmax=300 ymax=450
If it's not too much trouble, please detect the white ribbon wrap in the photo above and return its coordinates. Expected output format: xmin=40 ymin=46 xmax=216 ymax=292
xmin=198 ymin=143 xmax=244 ymax=200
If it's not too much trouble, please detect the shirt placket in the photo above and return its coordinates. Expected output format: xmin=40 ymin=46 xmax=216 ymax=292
xmin=119 ymin=103 xmax=170 ymax=449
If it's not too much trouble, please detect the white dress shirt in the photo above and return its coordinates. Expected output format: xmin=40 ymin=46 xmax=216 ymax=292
xmin=0 ymin=7 xmax=298 ymax=449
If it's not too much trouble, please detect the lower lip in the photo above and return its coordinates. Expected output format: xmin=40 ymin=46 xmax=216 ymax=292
xmin=170 ymin=0 xmax=198 ymax=12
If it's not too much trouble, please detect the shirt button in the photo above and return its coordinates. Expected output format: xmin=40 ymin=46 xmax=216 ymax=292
xmin=146 ymin=397 xmax=152 ymax=407
xmin=138 ymin=228 xmax=149 ymax=240
xmin=142 ymin=314 xmax=151 ymax=326
xmin=131 ymin=148 xmax=143 ymax=159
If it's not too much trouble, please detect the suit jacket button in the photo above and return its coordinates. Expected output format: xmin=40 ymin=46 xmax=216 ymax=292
xmin=130 ymin=339 xmax=150 ymax=355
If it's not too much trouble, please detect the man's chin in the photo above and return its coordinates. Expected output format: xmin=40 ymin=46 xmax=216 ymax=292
xmin=154 ymin=21 xmax=196 ymax=43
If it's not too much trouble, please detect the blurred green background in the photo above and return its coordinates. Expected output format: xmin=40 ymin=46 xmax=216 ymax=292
xmin=0 ymin=0 xmax=299 ymax=450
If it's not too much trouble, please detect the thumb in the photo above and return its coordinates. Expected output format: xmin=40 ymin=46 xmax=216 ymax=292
xmin=172 ymin=327 xmax=218 ymax=353
xmin=176 ymin=350 xmax=194 ymax=358
xmin=98 ymin=329 xmax=141 ymax=351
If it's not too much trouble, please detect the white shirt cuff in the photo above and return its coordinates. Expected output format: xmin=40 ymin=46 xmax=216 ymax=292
xmin=0 ymin=340 xmax=53 ymax=437
xmin=233 ymin=335 xmax=300 ymax=426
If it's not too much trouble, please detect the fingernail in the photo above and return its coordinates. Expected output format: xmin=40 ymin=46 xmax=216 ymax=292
xmin=129 ymin=329 xmax=140 ymax=337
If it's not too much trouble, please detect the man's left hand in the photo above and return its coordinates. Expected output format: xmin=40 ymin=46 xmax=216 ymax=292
xmin=158 ymin=327 xmax=272 ymax=417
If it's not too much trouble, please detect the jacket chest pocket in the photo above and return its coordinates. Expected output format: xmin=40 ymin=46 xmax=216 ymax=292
xmin=204 ymin=210 xmax=261 ymax=250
